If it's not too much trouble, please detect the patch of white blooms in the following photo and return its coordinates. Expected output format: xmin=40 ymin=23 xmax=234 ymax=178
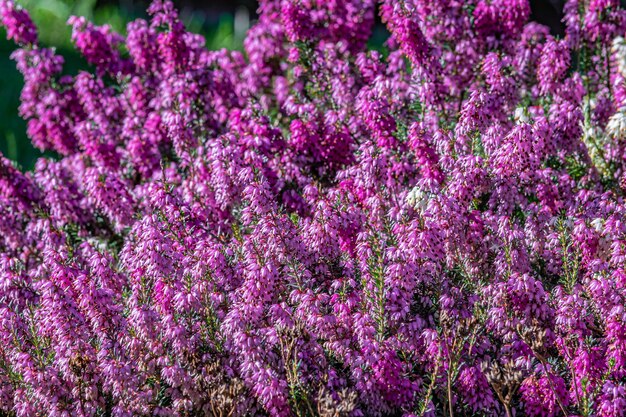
xmin=607 ymin=37 xmax=626 ymax=139
xmin=613 ymin=36 xmax=626 ymax=76
xmin=405 ymin=186 xmax=431 ymax=213
xmin=514 ymin=106 xmax=530 ymax=123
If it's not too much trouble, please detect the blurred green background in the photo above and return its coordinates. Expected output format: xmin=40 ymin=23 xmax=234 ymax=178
xmin=0 ymin=0 xmax=250 ymax=170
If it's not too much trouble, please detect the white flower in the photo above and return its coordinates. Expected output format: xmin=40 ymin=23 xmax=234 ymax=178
xmin=514 ymin=107 xmax=529 ymax=123
xmin=612 ymin=36 xmax=626 ymax=77
xmin=590 ymin=218 xmax=605 ymax=233
xmin=406 ymin=186 xmax=430 ymax=212
xmin=606 ymin=108 xmax=626 ymax=138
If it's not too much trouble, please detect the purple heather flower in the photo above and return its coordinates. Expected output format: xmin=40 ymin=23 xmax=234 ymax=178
xmin=0 ymin=0 xmax=37 ymax=45
xmin=0 ymin=0 xmax=624 ymax=415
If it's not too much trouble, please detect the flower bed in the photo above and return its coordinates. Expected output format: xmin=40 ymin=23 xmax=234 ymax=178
xmin=1 ymin=0 xmax=626 ymax=416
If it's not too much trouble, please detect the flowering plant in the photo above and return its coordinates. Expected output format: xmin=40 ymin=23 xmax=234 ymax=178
xmin=1 ymin=0 xmax=626 ymax=416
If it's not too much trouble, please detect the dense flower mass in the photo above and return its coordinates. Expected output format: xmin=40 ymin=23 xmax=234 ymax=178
xmin=1 ymin=0 xmax=626 ymax=415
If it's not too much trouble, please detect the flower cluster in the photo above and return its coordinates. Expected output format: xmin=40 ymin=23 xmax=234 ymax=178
xmin=1 ymin=0 xmax=626 ymax=416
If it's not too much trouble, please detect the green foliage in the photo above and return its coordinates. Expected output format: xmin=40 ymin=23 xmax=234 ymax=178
xmin=0 ymin=35 xmax=32 ymax=169
xmin=18 ymin=0 xmax=99 ymax=47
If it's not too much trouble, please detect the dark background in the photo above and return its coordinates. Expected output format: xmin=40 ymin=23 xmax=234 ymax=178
xmin=0 ymin=0 xmax=600 ymax=169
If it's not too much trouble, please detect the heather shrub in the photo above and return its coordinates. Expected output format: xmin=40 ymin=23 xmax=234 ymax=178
xmin=1 ymin=0 xmax=626 ymax=416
